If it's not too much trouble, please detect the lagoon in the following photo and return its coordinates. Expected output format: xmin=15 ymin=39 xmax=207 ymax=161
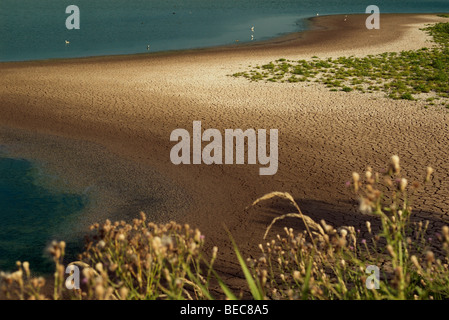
xmin=1 ymin=0 xmax=448 ymax=62
xmin=0 ymin=155 xmax=87 ymax=273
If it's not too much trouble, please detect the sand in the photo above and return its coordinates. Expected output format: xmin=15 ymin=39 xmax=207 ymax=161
xmin=1 ymin=13 xmax=449 ymax=289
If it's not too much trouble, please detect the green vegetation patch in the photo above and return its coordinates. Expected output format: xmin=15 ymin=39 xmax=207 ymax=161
xmin=231 ymin=22 xmax=449 ymax=106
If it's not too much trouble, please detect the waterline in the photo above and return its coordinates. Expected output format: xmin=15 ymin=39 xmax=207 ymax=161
xmin=1 ymin=0 xmax=448 ymax=62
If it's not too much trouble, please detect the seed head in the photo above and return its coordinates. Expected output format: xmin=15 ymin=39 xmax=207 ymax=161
xmin=359 ymin=197 xmax=373 ymax=215
xmin=96 ymin=263 xmax=104 ymax=273
xmin=366 ymin=221 xmax=372 ymax=233
xmin=442 ymin=226 xmax=449 ymax=242
xmin=426 ymin=251 xmax=435 ymax=264
xmin=399 ymin=178 xmax=408 ymax=192
xmin=352 ymin=172 xmax=360 ymax=192
xmin=411 ymin=255 xmax=421 ymax=271
xmin=119 ymin=287 xmax=129 ymax=300
xmin=386 ymin=245 xmax=396 ymax=258
xmin=23 ymin=262 xmax=30 ymax=277
xmin=366 ymin=170 xmax=372 ymax=180
xmin=293 ymin=270 xmax=301 ymax=281
xmin=95 ymin=284 xmax=105 ymax=299
xmin=390 ymin=155 xmax=400 ymax=174
xmin=426 ymin=167 xmax=434 ymax=182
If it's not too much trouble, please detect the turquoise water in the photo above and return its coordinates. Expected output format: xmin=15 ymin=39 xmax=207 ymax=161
xmin=1 ymin=0 xmax=448 ymax=62
xmin=0 ymin=154 xmax=87 ymax=273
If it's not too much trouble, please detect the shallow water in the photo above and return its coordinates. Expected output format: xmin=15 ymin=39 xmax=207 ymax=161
xmin=0 ymin=154 xmax=87 ymax=273
xmin=1 ymin=0 xmax=448 ymax=62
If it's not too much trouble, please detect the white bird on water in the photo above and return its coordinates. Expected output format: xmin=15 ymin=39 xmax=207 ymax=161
xmin=65 ymin=40 xmax=70 ymax=45
xmin=250 ymin=26 xmax=254 ymax=32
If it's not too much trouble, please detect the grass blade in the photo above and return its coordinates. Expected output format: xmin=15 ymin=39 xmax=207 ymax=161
xmin=225 ymin=227 xmax=264 ymax=300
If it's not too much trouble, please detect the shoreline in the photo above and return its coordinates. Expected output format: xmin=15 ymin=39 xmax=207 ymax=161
xmin=0 ymin=13 xmax=377 ymax=64
xmin=0 ymin=12 xmax=444 ymax=66
xmin=2 ymin=13 xmax=449 ymax=283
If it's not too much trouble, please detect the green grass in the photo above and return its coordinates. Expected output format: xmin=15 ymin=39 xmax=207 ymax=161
xmin=231 ymin=21 xmax=449 ymax=106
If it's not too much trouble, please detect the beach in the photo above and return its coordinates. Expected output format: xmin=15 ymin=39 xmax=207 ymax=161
xmin=1 ymin=13 xmax=449 ymax=287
